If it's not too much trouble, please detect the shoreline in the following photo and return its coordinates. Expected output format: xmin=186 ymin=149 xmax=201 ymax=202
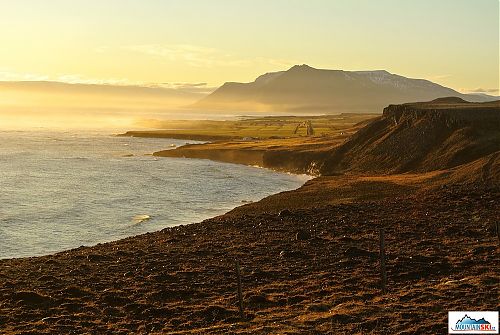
xmin=153 ymin=140 xmax=327 ymax=175
xmin=1 ymin=149 xmax=311 ymax=261
xmin=1 ymin=171 xmax=498 ymax=334
xmin=118 ymin=131 xmax=238 ymax=142
xmin=2 ymin=101 xmax=498 ymax=334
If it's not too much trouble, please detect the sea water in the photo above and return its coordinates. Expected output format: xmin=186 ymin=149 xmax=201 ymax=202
xmin=0 ymin=130 xmax=309 ymax=259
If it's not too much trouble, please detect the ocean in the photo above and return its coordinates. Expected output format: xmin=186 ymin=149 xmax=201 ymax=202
xmin=0 ymin=130 xmax=309 ymax=259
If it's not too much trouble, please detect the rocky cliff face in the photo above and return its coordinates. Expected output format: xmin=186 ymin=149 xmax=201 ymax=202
xmin=319 ymin=99 xmax=500 ymax=175
xmin=159 ymin=99 xmax=499 ymax=185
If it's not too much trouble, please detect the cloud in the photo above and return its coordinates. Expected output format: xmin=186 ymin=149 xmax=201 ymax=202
xmin=122 ymin=44 xmax=241 ymax=67
xmin=154 ymin=82 xmax=216 ymax=94
xmin=120 ymin=44 xmax=298 ymax=69
xmin=56 ymin=74 xmax=131 ymax=85
xmin=172 ymin=82 xmax=207 ymax=88
xmin=0 ymin=69 xmax=132 ymax=86
xmin=171 ymin=82 xmax=215 ymax=94
xmin=429 ymin=74 xmax=452 ymax=80
xmin=0 ymin=69 xmax=215 ymax=95
xmin=0 ymin=69 xmax=50 ymax=81
xmin=465 ymin=87 xmax=499 ymax=94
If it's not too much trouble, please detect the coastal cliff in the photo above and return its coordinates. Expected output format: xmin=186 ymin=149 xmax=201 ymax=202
xmin=319 ymin=98 xmax=500 ymax=174
xmin=157 ymin=99 xmax=500 ymax=179
xmin=1 ymin=98 xmax=499 ymax=334
xmin=154 ymin=145 xmax=323 ymax=175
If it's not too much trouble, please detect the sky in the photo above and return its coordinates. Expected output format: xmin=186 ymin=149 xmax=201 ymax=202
xmin=0 ymin=0 xmax=498 ymax=94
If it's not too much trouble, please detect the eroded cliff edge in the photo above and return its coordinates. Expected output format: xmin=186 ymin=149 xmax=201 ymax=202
xmin=155 ymin=98 xmax=500 ymax=183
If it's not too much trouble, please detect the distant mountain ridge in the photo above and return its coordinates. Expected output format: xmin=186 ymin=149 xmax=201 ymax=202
xmin=194 ymin=64 xmax=497 ymax=113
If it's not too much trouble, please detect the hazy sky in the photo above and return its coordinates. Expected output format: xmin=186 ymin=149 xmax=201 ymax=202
xmin=0 ymin=0 xmax=498 ymax=93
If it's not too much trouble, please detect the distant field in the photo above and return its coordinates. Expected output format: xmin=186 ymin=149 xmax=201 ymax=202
xmin=128 ymin=113 xmax=378 ymax=140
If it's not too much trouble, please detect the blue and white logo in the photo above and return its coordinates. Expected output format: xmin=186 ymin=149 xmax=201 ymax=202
xmin=449 ymin=311 xmax=498 ymax=334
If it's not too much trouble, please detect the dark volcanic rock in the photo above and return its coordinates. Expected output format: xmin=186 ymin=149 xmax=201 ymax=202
xmin=343 ymin=246 xmax=377 ymax=258
xmin=278 ymin=209 xmax=292 ymax=217
xmin=296 ymin=229 xmax=312 ymax=240
xmin=0 ymin=163 xmax=498 ymax=334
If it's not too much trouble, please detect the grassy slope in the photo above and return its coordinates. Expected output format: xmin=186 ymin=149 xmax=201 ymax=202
xmin=156 ymin=101 xmax=500 ymax=176
xmin=148 ymin=114 xmax=376 ymax=174
xmin=0 ymin=174 xmax=497 ymax=335
xmin=0 ymin=100 xmax=498 ymax=334
xmin=121 ymin=114 xmax=376 ymax=140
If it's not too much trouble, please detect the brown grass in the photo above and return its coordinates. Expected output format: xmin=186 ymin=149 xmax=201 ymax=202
xmin=1 ymin=100 xmax=498 ymax=334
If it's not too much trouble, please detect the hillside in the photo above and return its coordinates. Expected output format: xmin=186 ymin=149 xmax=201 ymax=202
xmin=0 ymin=81 xmax=209 ymax=128
xmin=160 ymin=99 xmax=500 ymax=182
xmin=121 ymin=114 xmax=375 ymax=142
xmin=3 ymin=99 xmax=499 ymax=335
xmin=319 ymin=99 xmax=500 ymax=175
xmin=194 ymin=65 xmax=497 ymax=113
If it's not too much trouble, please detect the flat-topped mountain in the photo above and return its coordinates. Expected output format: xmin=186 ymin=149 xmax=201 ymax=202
xmin=194 ymin=65 xmax=497 ymax=113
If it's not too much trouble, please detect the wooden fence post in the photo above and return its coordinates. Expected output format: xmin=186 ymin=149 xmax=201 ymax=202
xmin=379 ymin=228 xmax=387 ymax=294
xmin=496 ymin=222 xmax=500 ymax=244
xmin=235 ymin=261 xmax=244 ymax=319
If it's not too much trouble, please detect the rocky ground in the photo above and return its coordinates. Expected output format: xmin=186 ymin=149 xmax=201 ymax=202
xmin=0 ymin=176 xmax=498 ymax=334
xmin=2 ymin=100 xmax=498 ymax=334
